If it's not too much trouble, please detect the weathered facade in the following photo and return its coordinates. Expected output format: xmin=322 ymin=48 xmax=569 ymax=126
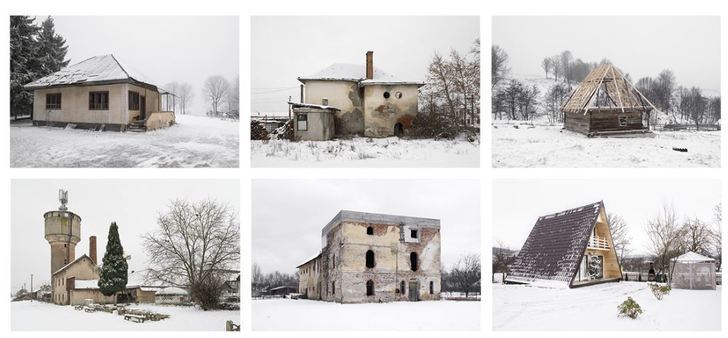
xmin=561 ymin=63 xmax=655 ymax=137
xmin=506 ymin=201 xmax=623 ymax=288
xmin=297 ymin=210 xmax=441 ymax=303
xmin=296 ymin=52 xmax=424 ymax=140
xmin=24 ymin=54 xmax=175 ymax=131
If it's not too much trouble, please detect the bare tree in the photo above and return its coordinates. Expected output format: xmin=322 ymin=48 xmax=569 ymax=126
xmin=541 ymin=57 xmax=552 ymax=79
xmin=203 ymin=75 xmax=230 ymax=117
xmin=164 ymin=81 xmax=180 ymax=112
xmin=607 ymin=213 xmax=631 ymax=265
xmin=491 ymin=45 xmax=509 ymax=88
xmin=449 ymin=253 xmax=481 ymax=298
xmin=177 ymin=82 xmax=194 ymax=115
xmin=143 ymin=199 xmax=239 ymax=309
xmin=681 ymin=218 xmax=714 ymax=256
xmin=559 ymin=50 xmax=573 ymax=84
xmin=550 ymin=55 xmax=561 ymax=82
xmin=427 ymin=52 xmax=457 ymax=117
xmin=712 ymin=203 xmax=722 ymax=270
xmin=645 ymin=203 xmax=685 ymax=274
xmin=492 ymin=241 xmax=515 ymax=283
xmin=226 ymin=75 xmax=239 ymax=118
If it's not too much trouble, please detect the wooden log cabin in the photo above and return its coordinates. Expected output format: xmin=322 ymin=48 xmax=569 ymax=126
xmin=505 ymin=201 xmax=623 ymax=288
xmin=561 ymin=63 xmax=657 ymax=137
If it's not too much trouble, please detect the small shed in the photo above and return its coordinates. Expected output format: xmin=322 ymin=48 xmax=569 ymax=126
xmin=290 ymin=102 xmax=338 ymax=141
xmin=561 ymin=63 xmax=656 ymax=137
xmin=670 ymin=252 xmax=716 ymax=290
xmin=155 ymin=287 xmax=191 ymax=304
xmin=268 ymin=285 xmax=298 ymax=297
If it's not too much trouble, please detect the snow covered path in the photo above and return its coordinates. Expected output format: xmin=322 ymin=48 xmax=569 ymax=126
xmin=11 ymin=301 xmax=240 ymax=331
xmin=493 ymin=282 xmax=721 ymax=330
xmin=492 ymin=123 xmax=720 ymax=168
xmin=253 ymin=298 xmax=480 ymax=330
xmin=10 ymin=115 xmax=239 ymax=168
xmin=251 ymin=137 xmax=480 ymax=167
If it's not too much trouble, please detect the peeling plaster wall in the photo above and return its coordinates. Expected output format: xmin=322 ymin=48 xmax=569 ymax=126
xmin=303 ymin=80 xmax=364 ymax=135
xmin=318 ymin=219 xmax=441 ymax=303
xmin=293 ymin=110 xmax=336 ymax=141
xmin=363 ymin=85 xmax=419 ymax=137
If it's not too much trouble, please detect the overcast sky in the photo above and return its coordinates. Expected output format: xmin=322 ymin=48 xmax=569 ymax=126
xmin=40 ymin=16 xmax=239 ymax=115
xmin=493 ymin=16 xmax=720 ymax=94
xmin=251 ymin=16 xmax=479 ymax=113
xmin=492 ymin=179 xmax=721 ymax=256
xmin=11 ymin=179 xmax=239 ymax=292
xmin=252 ymin=180 xmax=480 ymax=274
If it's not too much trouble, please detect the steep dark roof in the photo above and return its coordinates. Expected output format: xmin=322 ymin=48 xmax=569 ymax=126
xmin=506 ymin=201 xmax=603 ymax=284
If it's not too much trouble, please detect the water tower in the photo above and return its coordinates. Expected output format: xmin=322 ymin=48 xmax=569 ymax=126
xmin=44 ymin=189 xmax=81 ymax=276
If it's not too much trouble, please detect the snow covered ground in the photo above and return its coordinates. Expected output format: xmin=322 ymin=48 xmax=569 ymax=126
xmin=10 ymin=114 xmax=239 ymax=168
xmin=251 ymin=137 xmax=480 ymax=167
xmin=252 ymin=298 xmax=480 ymax=330
xmin=492 ymin=122 xmax=720 ymax=167
xmin=11 ymin=300 xmax=240 ymax=331
xmin=493 ymin=282 xmax=721 ymax=331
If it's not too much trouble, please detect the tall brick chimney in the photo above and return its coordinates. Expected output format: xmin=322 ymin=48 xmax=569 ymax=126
xmin=89 ymin=236 xmax=97 ymax=264
xmin=366 ymin=51 xmax=374 ymax=80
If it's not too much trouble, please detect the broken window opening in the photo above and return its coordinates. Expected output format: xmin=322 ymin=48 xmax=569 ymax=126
xmin=367 ymin=226 xmax=374 ymax=235
xmin=429 ymin=281 xmax=434 ymax=294
xmin=366 ymin=250 xmax=375 ymax=268
xmin=410 ymin=229 xmax=418 ymax=239
xmin=383 ymin=91 xmax=391 ymax=99
xmin=297 ymin=113 xmax=308 ymax=131
xmin=410 ymin=252 xmax=418 ymax=271
xmin=332 ymin=281 xmax=335 ymax=295
xmin=400 ymin=280 xmax=405 ymax=294
xmin=332 ymin=254 xmax=336 ymax=269
xmin=366 ymin=280 xmax=374 ymax=296
xmin=618 ymin=115 xmax=627 ymax=127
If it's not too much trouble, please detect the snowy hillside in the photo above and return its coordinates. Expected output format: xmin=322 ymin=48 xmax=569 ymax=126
xmin=253 ymin=298 xmax=480 ymax=330
xmin=252 ymin=137 xmax=480 ymax=168
xmin=12 ymin=301 xmax=239 ymax=331
xmin=492 ymin=122 xmax=719 ymax=168
xmin=493 ymin=282 xmax=721 ymax=331
xmin=10 ymin=114 xmax=239 ymax=168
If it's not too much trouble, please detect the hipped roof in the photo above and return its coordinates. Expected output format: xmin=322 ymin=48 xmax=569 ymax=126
xmin=298 ymin=63 xmax=424 ymax=87
xmin=561 ymin=63 xmax=656 ymax=114
xmin=24 ymin=54 xmax=158 ymax=90
xmin=506 ymin=202 xmax=604 ymax=284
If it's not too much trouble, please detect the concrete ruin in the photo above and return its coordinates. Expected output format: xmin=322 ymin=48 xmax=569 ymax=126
xmin=297 ymin=210 xmax=441 ymax=303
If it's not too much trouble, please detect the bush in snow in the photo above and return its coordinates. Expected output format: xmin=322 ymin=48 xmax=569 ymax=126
xmin=649 ymin=283 xmax=672 ymax=300
xmin=617 ymin=297 xmax=643 ymax=319
xmin=251 ymin=120 xmax=269 ymax=140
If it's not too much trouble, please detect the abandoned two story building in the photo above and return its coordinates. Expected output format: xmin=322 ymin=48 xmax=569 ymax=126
xmin=24 ymin=54 xmax=176 ymax=132
xmin=292 ymin=52 xmax=424 ymax=141
xmin=297 ymin=210 xmax=441 ymax=303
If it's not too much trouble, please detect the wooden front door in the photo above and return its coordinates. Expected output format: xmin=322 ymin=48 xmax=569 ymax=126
xmin=140 ymin=96 xmax=146 ymax=119
xmin=408 ymin=280 xmax=419 ymax=301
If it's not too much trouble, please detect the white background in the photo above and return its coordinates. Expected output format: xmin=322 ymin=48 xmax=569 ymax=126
xmin=1 ymin=0 xmax=726 ymax=336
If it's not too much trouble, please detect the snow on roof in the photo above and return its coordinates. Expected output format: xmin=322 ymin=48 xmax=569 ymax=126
xmin=73 ymin=279 xmax=99 ymax=290
xmin=156 ymin=287 xmax=188 ymax=295
xmin=673 ymin=251 xmax=715 ymax=263
xmin=298 ymin=63 xmax=423 ymax=86
xmin=24 ymin=54 xmax=157 ymax=89
xmin=289 ymin=102 xmax=340 ymax=111
xmin=296 ymin=252 xmax=322 ymax=268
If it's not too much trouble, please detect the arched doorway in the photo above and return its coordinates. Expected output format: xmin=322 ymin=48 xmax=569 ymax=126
xmin=394 ymin=123 xmax=404 ymax=137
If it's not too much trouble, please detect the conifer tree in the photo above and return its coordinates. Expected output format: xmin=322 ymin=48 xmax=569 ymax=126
xmin=10 ymin=16 xmax=40 ymax=118
xmin=37 ymin=16 xmax=69 ymax=74
xmin=98 ymin=222 xmax=128 ymax=297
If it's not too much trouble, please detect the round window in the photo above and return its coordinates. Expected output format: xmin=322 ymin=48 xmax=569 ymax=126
xmin=383 ymin=91 xmax=391 ymax=99
xmin=395 ymin=91 xmax=403 ymax=99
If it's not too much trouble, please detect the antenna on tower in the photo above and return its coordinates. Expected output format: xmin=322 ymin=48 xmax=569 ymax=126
xmin=58 ymin=189 xmax=68 ymax=211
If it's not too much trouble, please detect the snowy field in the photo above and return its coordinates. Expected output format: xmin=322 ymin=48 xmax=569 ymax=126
xmin=11 ymin=300 xmax=240 ymax=331
xmin=10 ymin=114 xmax=239 ymax=168
xmin=252 ymin=298 xmax=480 ymax=330
xmin=493 ymin=282 xmax=721 ymax=331
xmin=492 ymin=122 xmax=720 ymax=167
xmin=251 ymin=137 xmax=480 ymax=167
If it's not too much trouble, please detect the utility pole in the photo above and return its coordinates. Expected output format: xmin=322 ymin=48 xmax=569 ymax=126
xmin=30 ymin=274 xmax=33 ymax=293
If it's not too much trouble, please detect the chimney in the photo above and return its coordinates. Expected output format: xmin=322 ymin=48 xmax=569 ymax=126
xmin=89 ymin=236 xmax=97 ymax=264
xmin=366 ymin=51 xmax=374 ymax=80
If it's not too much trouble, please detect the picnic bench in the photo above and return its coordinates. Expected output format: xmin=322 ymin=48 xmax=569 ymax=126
xmin=73 ymin=304 xmax=84 ymax=311
xmin=124 ymin=314 xmax=147 ymax=323
xmin=83 ymin=306 xmax=96 ymax=313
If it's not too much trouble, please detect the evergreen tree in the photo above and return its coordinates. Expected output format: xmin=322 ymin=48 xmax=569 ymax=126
xmin=98 ymin=222 xmax=128 ymax=297
xmin=10 ymin=16 xmax=40 ymax=118
xmin=37 ymin=16 xmax=69 ymax=75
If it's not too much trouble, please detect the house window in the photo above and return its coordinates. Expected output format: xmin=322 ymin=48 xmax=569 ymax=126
xmin=332 ymin=281 xmax=335 ymax=295
xmin=322 ymin=98 xmax=329 ymax=106
xmin=411 ymin=229 xmax=418 ymax=239
xmin=332 ymin=254 xmax=335 ymax=268
xmin=297 ymin=113 xmax=308 ymax=131
xmin=366 ymin=280 xmax=374 ymax=296
xmin=89 ymin=91 xmax=109 ymax=110
xmin=367 ymin=226 xmax=374 ymax=235
xmin=429 ymin=281 xmax=434 ymax=295
xmin=618 ymin=115 xmax=627 ymax=127
xmin=128 ymin=91 xmax=140 ymax=110
xmin=366 ymin=250 xmax=375 ymax=268
xmin=400 ymin=280 xmax=405 ymax=294
xmin=410 ymin=252 xmax=418 ymax=271
xmin=383 ymin=91 xmax=391 ymax=99
xmin=45 ymin=93 xmax=61 ymax=109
